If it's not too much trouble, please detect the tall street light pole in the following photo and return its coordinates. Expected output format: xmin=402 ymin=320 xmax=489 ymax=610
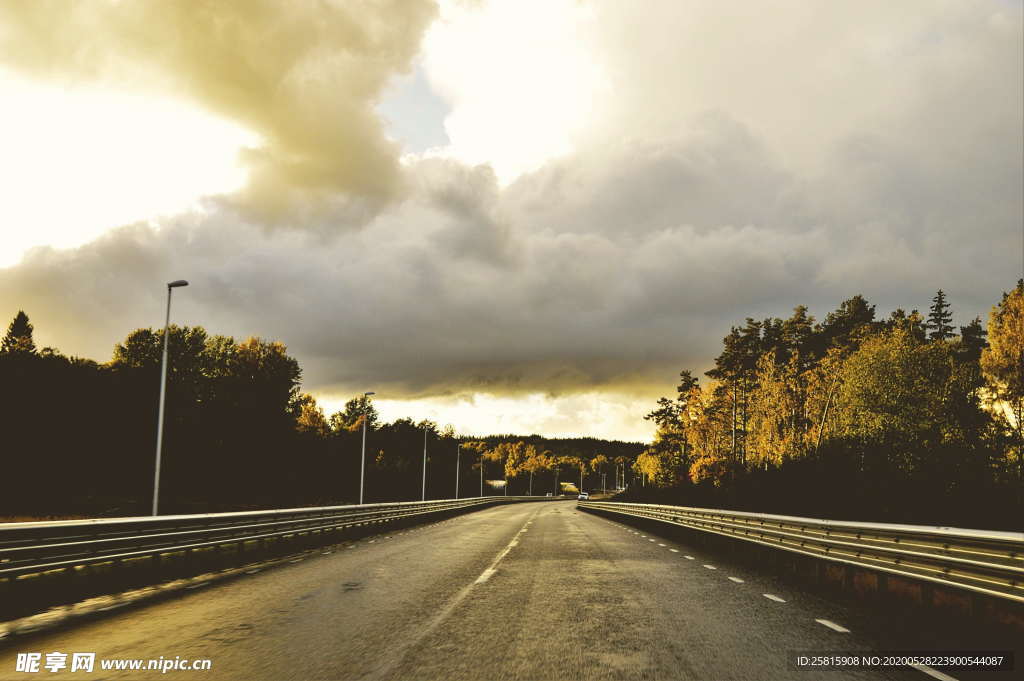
xmin=152 ymin=279 xmax=189 ymax=516
xmin=422 ymin=427 xmax=428 ymax=501
xmin=359 ymin=392 xmax=375 ymax=505
xmin=479 ymin=452 xmax=484 ymax=497
xmin=455 ymin=443 xmax=460 ymax=499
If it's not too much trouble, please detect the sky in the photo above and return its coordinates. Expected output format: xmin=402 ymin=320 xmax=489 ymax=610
xmin=0 ymin=0 xmax=1021 ymax=442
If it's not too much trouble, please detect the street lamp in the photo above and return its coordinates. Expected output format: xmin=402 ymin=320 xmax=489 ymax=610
xmin=422 ymin=427 xmax=428 ymax=501
xmin=455 ymin=443 xmax=460 ymax=499
xmin=360 ymin=392 xmax=375 ymax=505
xmin=152 ymin=279 xmax=188 ymax=516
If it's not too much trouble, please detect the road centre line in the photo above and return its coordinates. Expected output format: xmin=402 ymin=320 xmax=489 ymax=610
xmin=684 ymin=555 xmax=694 ymax=560
xmin=703 ymin=564 xmax=717 ymax=570
xmin=763 ymin=594 xmax=785 ymax=602
xmin=728 ymin=577 xmax=744 ymax=583
xmin=669 ymin=548 xmax=679 ymax=553
xmin=815 ymin=619 xmax=850 ymax=633
xmin=911 ymin=664 xmax=960 ymax=681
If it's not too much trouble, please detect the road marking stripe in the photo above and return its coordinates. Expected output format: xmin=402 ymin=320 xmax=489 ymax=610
xmin=763 ymin=594 xmax=785 ymax=602
xmin=648 ymin=539 xmax=656 ymax=542
xmin=474 ymin=517 xmax=532 ymax=584
xmin=728 ymin=577 xmax=744 ymax=583
xmin=911 ymin=664 xmax=959 ymax=681
xmin=669 ymin=548 xmax=679 ymax=553
xmin=684 ymin=555 xmax=694 ymax=560
xmin=815 ymin=619 xmax=850 ymax=633
xmin=703 ymin=564 xmax=717 ymax=570
xmin=657 ymin=543 xmax=666 ymax=547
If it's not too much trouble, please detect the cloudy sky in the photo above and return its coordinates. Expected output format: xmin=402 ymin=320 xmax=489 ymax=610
xmin=0 ymin=0 xmax=1021 ymax=441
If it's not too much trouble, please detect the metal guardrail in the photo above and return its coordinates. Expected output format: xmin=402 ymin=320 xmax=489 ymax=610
xmin=0 ymin=496 xmax=558 ymax=619
xmin=0 ymin=496 xmax=554 ymax=580
xmin=579 ymin=501 xmax=1024 ymax=603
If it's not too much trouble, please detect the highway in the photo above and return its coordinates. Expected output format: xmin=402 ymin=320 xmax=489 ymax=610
xmin=0 ymin=501 xmax=1001 ymax=680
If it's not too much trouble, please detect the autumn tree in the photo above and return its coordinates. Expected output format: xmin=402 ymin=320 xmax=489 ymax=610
xmin=981 ymin=280 xmax=1024 ymax=478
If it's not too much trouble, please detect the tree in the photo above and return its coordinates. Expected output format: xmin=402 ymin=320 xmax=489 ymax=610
xmin=329 ymin=395 xmax=380 ymax=433
xmin=926 ymin=289 xmax=954 ymax=342
xmin=981 ymin=280 xmax=1024 ymax=478
xmin=1 ymin=311 xmax=37 ymax=354
xmin=958 ymin=317 xmax=988 ymax=364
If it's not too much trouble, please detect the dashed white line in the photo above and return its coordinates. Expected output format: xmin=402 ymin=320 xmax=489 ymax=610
xmin=657 ymin=543 xmax=666 ymax=547
xmin=763 ymin=594 xmax=786 ymax=602
xmin=474 ymin=517 xmax=533 ymax=584
xmin=245 ymin=569 xmax=261 ymax=574
xmin=669 ymin=548 xmax=679 ymax=553
xmin=648 ymin=539 xmax=656 ymax=542
xmin=703 ymin=564 xmax=717 ymax=570
xmin=911 ymin=664 xmax=960 ymax=681
xmin=684 ymin=555 xmax=694 ymax=560
xmin=728 ymin=577 xmax=744 ymax=583
xmin=815 ymin=619 xmax=850 ymax=633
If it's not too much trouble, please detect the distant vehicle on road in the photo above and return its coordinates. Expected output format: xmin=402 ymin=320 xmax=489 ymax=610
xmin=577 ymin=492 xmax=589 ymax=500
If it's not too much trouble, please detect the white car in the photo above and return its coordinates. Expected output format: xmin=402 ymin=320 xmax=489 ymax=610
xmin=577 ymin=492 xmax=589 ymax=500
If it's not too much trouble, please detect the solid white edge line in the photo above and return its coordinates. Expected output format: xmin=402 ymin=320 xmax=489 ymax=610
xmin=814 ymin=619 xmax=850 ymax=633
xmin=911 ymin=663 xmax=960 ymax=681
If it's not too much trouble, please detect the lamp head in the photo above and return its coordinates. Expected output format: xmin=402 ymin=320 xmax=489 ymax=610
xmin=364 ymin=391 xmax=376 ymax=397
xmin=168 ymin=280 xmax=189 ymax=288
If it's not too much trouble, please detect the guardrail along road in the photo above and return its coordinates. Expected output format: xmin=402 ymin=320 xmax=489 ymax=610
xmin=1 ymin=501 xmax=1019 ymax=680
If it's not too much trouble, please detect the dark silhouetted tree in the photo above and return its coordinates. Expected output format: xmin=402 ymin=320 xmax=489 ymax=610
xmin=927 ymin=289 xmax=954 ymax=341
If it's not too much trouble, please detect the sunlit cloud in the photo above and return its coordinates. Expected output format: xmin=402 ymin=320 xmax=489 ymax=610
xmin=0 ymin=71 xmax=256 ymax=267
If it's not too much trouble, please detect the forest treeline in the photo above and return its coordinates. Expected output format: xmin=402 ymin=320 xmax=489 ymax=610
xmin=0 ymin=316 xmax=642 ymax=517
xmin=629 ymin=282 xmax=1024 ymax=530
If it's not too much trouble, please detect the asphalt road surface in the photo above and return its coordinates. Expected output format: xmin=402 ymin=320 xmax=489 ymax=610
xmin=0 ymin=501 xmax=1005 ymax=680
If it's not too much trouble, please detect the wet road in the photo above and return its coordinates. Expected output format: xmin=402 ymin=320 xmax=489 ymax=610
xmin=0 ymin=501 xmax=982 ymax=680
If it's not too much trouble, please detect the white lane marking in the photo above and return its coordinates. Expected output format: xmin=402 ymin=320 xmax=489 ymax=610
xmin=474 ymin=518 xmax=533 ymax=584
xmin=186 ymin=583 xmax=209 ymax=590
xmin=911 ymin=663 xmax=960 ymax=681
xmin=815 ymin=619 xmax=850 ymax=633
xmin=669 ymin=548 xmax=679 ymax=553
xmin=728 ymin=576 xmax=744 ymax=583
xmin=657 ymin=543 xmax=666 ymax=547
xmin=648 ymin=539 xmax=656 ymax=542
xmin=684 ymin=555 xmax=694 ymax=560
xmin=763 ymin=594 xmax=786 ymax=602
xmin=347 ymin=545 xmax=356 ymax=549
xmin=246 ymin=569 xmax=261 ymax=574
xmin=289 ymin=558 xmax=304 ymax=563
xmin=703 ymin=564 xmax=717 ymax=570
xmin=640 ymin=534 xmax=646 ymax=537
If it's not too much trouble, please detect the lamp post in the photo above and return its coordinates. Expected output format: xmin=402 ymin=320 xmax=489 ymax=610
xmin=359 ymin=392 xmax=375 ymax=505
xmin=152 ymin=279 xmax=188 ymax=516
xmin=479 ymin=452 xmax=484 ymax=497
xmin=455 ymin=443 xmax=460 ymax=499
xmin=422 ymin=427 xmax=428 ymax=501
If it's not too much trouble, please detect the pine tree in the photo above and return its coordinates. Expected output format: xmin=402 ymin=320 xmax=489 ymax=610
xmin=958 ymin=317 xmax=988 ymax=363
xmin=1 ymin=311 xmax=37 ymax=354
xmin=926 ymin=289 xmax=954 ymax=341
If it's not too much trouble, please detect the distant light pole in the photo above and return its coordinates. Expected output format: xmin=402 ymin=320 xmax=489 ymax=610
xmin=152 ymin=279 xmax=188 ymax=516
xmin=359 ymin=392 xmax=375 ymax=505
xmin=479 ymin=452 xmax=484 ymax=497
xmin=422 ymin=427 xmax=428 ymax=501
xmin=455 ymin=443 xmax=461 ymax=499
